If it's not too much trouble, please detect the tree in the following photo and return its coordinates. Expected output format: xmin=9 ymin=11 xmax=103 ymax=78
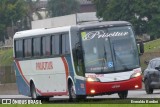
xmin=25 ymin=0 xmax=43 ymax=28
xmin=93 ymin=0 xmax=160 ymax=40
xmin=47 ymin=0 xmax=80 ymax=17
xmin=0 ymin=0 xmax=26 ymax=41
xmin=0 ymin=0 xmax=44 ymax=42
xmin=92 ymin=0 xmax=108 ymax=19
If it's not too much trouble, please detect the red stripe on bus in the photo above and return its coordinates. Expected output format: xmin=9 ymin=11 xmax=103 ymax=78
xmin=15 ymin=60 xmax=30 ymax=86
xmin=61 ymin=57 xmax=69 ymax=87
xmin=36 ymin=91 xmax=68 ymax=96
xmin=15 ymin=60 xmax=43 ymax=95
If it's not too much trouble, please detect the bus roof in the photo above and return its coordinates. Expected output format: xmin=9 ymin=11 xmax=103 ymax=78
xmin=14 ymin=26 xmax=71 ymax=39
xmin=14 ymin=21 xmax=130 ymax=39
xmin=77 ymin=21 xmax=131 ymax=29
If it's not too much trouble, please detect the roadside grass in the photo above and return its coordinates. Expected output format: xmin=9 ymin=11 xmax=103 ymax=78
xmin=1 ymin=104 xmax=160 ymax=107
xmin=0 ymin=48 xmax=13 ymax=66
xmin=144 ymin=38 xmax=160 ymax=52
xmin=140 ymin=39 xmax=160 ymax=71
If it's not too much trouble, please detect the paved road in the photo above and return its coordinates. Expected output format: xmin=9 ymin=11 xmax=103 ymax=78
xmin=0 ymin=90 xmax=159 ymax=99
xmin=0 ymin=83 xmax=159 ymax=103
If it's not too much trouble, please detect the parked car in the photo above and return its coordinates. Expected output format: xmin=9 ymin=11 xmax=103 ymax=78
xmin=143 ymin=57 xmax=160 ymax=94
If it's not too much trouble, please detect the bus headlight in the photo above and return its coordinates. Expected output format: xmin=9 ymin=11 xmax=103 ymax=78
xmin=86 ymin=77 xmax=100 ymax=82
xmin=130 ymin=71 xmax=142 ymax=78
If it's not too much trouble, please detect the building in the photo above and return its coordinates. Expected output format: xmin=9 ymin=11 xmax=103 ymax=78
xmin=33 ymin=0 xmax=96 ymax=20
xmin=32 ymin=0 xmax=97 ymax=28
xmin=35 ymin=0 xmax=95 ymax=12
xmin=78 ymin=0 xmax=96 ymax=13
xmin=32 ymin=12 xmax=102 ymax=29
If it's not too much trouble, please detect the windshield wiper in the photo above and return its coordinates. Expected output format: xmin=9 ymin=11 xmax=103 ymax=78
xmin=100 ymin=44 xmax=107 ymax=73
xmin=104 ymin=45 xmax=107 ymax=61
xmin=113 ymin=44 xmax=116 ymax=61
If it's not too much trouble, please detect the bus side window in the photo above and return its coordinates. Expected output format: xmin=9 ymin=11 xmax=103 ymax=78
xmin=42 ymin=36 xmax=51 ymax=56
xmin=33 ymin=37 xmax=41 ymax=57
xmin=15 ymin=40 xmax=23 ymax=58
xmin=42 ymin=37 xmax=45 ymax=56
xmin=66 ymin=34 xmax=70 ymax=54
xmin=15 ymin=40 xmax=18 ymax=58
xmin=52 ymin=35 xmax=60 ymax=55
xmin=24 ymin=39 xmax=32 ymax=58
xmin=46 ymin=36 xmax=51 ymax=56
xmin=62 ymin=33 xmax=70 ymax=54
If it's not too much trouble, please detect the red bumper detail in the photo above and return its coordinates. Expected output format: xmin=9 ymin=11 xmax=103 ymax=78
xmin=86 ymin=76 xmax=142 ymax=95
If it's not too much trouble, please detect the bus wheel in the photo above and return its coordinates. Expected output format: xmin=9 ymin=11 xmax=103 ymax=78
xmin=118 ymin=90 xmax=128 ymax=99
xmin=68 ymin=82 xmax=76 ymax=101
xmin=31 ymin=83 xmax=38 ymax=100
xmin=68 ymin=83 xmax=86 ymax=101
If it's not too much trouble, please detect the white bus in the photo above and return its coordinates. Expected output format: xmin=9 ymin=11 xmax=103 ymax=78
xmin=13 ymin=21 xmax=143 ymax=100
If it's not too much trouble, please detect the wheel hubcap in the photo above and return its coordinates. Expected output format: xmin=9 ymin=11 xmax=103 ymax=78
xmin=32 ymin=87 xmax=37 ymax=99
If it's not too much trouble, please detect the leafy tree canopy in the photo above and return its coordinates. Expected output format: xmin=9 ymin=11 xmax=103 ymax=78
xmin=93 ymin=0 xmax=160 ymax=40
xmin=0 ymin=0 xmax=26 ymax=41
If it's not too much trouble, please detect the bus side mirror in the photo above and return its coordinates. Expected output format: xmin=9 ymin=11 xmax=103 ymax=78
xmin=139 ymin=41 xmax=144 ymax=54
xmin=76 ymin=47 xmax=83 ymax=60
xmin=75 ymin=43 xmax=83 ymax=61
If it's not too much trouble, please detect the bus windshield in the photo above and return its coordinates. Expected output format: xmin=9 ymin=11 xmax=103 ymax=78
xmin=81 ymin=26 xmax=139 ymax=73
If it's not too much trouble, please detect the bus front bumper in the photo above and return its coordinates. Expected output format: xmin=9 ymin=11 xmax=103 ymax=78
xmin=86 ymin=76 xmax=142 ymax=95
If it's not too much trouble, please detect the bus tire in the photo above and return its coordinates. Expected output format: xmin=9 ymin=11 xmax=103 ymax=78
xmin=68 ymin=82 xmax=86 ymax=101
xmin=68 ymin=82 xmax=76 ymax=101
xmin=30 ymin=83 xmax=38 ymax=100
xmin=118 ymin=90 xmax=128 ymax=99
